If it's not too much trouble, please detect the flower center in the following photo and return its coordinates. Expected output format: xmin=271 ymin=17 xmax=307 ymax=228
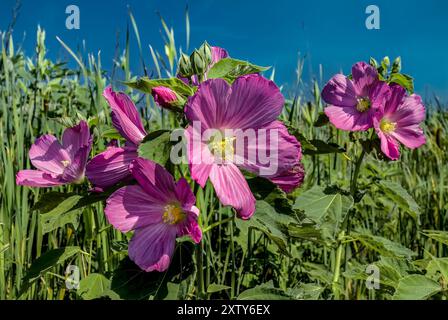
xmin=208 ymin=135 xmax=236 ymax=161
xmin=162 ymin=204 xmax=185 ymax=225
xmin=380 ymin=119 xmax=397 ymax=134
xmin=356 ymin=97 xmax=371 ymax=112
xmin=61 ymin=160 xmax=70 ymax=167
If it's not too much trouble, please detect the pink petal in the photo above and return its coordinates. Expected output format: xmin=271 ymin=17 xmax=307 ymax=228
xmin=352 ymin=62 xmax=379 ymax=96
xmin=377 ymin=130 xmax=400 ymax=160
xmin=391 ymin=125 xmax=426 ymax=149
xmin=175 ymin=178 xmax=196 ymax=208
xmin=389 ymin=94 xmax=426 ymax=127
xmin=225 ymin=75 xmax=284 ymax=130
xmin=61 ymin=145 xmax=90 ymax=183
xmin=29 ymin=134 xmax=71 ymax=175
xmin=185 ymin=126 xmax=214 ymax=188
xmin=103 ymin=86 xmax=147 ymax=145
xmin=105 ymin=185 xmax=165 ymax=232
xmin=269 ymin=162 xmax=305 ymax=193
xmin=235 ymin=120 xmax=302 ymax=177
xmin=129 ymin=158 xmax=177 ymax=204
xmin=209 ymin=163 xmax=256 ymax=219
xmin=86 ymin=146 xmax=137 ymax=188
xmin=321 ymin=74 xmax=357 ymax=107
xmin=128 ymin=223 xmax=177 ymax=272
xmin=61 ymin=120 xmax=92 ymax=160
xmin=177 ymin=212 xmax=202 ymax=243
xmin=382 ymin=84 xmax=406 ymax=115
xmin=324 ymin=105 xmax=372 ymax=131
xmin=184 ymin=78 xmax=231 ymax=130
xmin=16 ymin=170 xmax=64 ymax=187
xmin=211 ymin=46 xmax=229 ymax=64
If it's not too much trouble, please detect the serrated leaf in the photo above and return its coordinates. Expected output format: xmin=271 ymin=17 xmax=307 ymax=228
xmin=393 ymin=275 xmax=441 ymax=300
xmin=207 ymin=283 xmax=231 ymax=293
xmin=78 ymin=273 xmax=120 ymax=300
xmin=303 ymin=140 xmax=345 ymax=155
xmin=421 ymin=230 xmax=448 ymax=246
xmin=207 ymin=58 xmax=269 ymax=82
xmin=388 ymin=73 xmax=414 ymax=93
xmin=237 ymin=282 xmax=291 ymax=300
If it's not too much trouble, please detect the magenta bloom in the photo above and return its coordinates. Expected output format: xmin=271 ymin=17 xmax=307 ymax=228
xmin=105 ymin=158 xmax=201 ymax=272
xmin=373 ymin=85 xmax=426 ymax=160
xmin=185 ymin=75 xmax=302 ymax=219
xmin=16 ymin=121 xmax=92 ymax=187
xmin=322 ymin=62 xmax=390 ymax=131
xmin=151 ymin=86 xmax=178 ymax=109
xmin=86 ymin=86 xmax=146 ymax=188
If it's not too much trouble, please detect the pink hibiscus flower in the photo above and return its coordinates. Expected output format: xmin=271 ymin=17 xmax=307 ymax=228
xmin=105 ymin=157 xmax=201 ymax=272
xmin=184 ymin=75 xmax=302 ymax=219
xmin=322 ymin=61 xmax=390 ymax=131
xmin=86 ymin=86 xmax=147 ymax=188
xmin=16 ymin=121 xmax=92 ymax=187
xmin=373 ymin=84 xmax=426 ymax=160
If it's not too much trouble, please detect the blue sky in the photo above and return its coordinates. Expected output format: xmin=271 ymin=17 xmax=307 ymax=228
xmin=1 ymin=0 xmax=447 ymax=101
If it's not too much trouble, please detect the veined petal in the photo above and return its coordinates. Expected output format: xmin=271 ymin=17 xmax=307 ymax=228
xmin=209 ymin=163 xmax=256 ymax=219
xmin=324 ymin=105 xmax=373 ymax=131
xmin=376 ymin=129 xmax=401 ymax=161
xmin=185 ymin=126 xmax=214 ymax=188
xmin=390 ymin=94 xmax=426 ymax=127
xmin=61 ymin=145 xmax=90 ymax=183
xmin=211 ymin=46 xmax=229 ymax=64
xmin=269 ymin=162 xmax=305 ymax=193
xmin=16 ymin=170 xmax=64 ymax=187
xmin=226 ymin=75 xmax=284 ymax=130
xmin=321 ymin=74 xmax=357 ymax=107
xmin=391 ymin=125 xmax=426 ymax=149
xmin=129 ymin=158 xmax=177 ymax=204
xmin=105 ymin=185 xmax=164 ymax=232
xmin=86 ymin=146 xmax=137 ymax=188
xmin=352 ymin=61 xmax=379 ymax=96
xmin=177 ymin=212 xmax=202 ymax=243
xmin=61 ymin=120 xmax=92 ymax=160
xmin=128 ymin=223 xmax=177 ymax=272
xmin=235 ymin=120 xmax=301 ymax=177
xmin=29 ymin=134 xmax=70 ymax=175
xmin=103 ymin=86 xmax=147 ymax=145
xmin=175 ymin=178 xmax=196 ymax=208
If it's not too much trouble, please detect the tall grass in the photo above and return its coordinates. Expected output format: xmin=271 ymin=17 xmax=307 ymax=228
xmin=0 ymin=13 xmax=447 ymax=300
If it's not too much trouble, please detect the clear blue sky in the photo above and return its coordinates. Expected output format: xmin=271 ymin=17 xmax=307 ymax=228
xmin=1 ymin=0 xmax=447 ymax=101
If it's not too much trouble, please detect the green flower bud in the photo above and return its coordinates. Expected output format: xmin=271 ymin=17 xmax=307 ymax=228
xmin=190 ymin=49 xmax=206 ymax=75
xmin=178 ymin=53 xmax=192 ymax=77
xmin=199 ymin=41 xmax=212 ymax=66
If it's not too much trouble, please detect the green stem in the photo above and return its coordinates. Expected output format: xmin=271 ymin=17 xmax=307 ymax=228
xmin=332 ymin=231 xmax=345 ymax=299
xmin=202 ymin=216 xmax=233 ymax=234
xmin=350 ymin=148 xmax=366 ymax=196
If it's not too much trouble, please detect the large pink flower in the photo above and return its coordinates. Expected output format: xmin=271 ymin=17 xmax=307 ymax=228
xmin=86 ymin=86 xmax=147 ymax=188
xmin=185 ymin=75 xmax=302 ymax=219
xmin=373 ymin=85 xmax=426 ymax=160
xmin=322 ymin=62 xmax=390 ymax=131
xmin=105 ymin=158 xmax=201 ymax=272
xmin=16 ymin=121 xmax=92 ymax=187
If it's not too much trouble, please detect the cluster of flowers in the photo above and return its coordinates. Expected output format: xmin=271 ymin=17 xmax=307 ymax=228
xmin=16 ymin=46 xmax=305 ymax=272
xmin=322 ymin=61 xmax=426 ymax=160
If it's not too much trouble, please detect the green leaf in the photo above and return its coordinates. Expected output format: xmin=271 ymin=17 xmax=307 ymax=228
xmin=235 ymin=201 xmax=294 ymax=256
xmin=286 ymin=126 xmax=317 ymax=152
xmin=313 ymin=112 xmax=329 ymax=127
xmin=421 ymin=230 xmax=448 ymax=246
xmin=207 ymin=58 xmax=270 ymax=82
xmin=78 ymin=273 xmax=120 ymax=300
xmin=378 ymin=180 xmax=420 ymax=220
xmin=351 ymin=229 xmax=416 ymax=259
xmin=138 ymin=130 xmax=172 ymax=166
xmin=206 ymin=283 xmax=231 ymax=294
xmin=286 ymin=283 xmax=324 ymax=300
xmin=21 ymin=246 xmax=81 ymax=294
xmin=303 ymin=140 xmax=345 ymax=155
xmin=388 ymin=73 xmax=414 ymax=93
xmin=125 ymin=77 xmax=195 ymax=97
xmin=393 ymin=275 xmax=441 ymax=300
xmin=293 ymin=186 xmax=354 ymax=241
xmin=237 ymin=282 xmax=291 ymax=300
xmin=101 ymin=126 xmax=123 ymax=140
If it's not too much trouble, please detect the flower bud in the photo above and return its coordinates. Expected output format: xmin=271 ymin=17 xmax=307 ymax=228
xmin=190 ymin=49 xmax=206 ymax=75
xmin=199 ymin=41 xmax=212 ymax=66
xmin=151 ymin=86 xmax=184 ymax=111
xmin=178 ymin=53 xmax=192 ymax=77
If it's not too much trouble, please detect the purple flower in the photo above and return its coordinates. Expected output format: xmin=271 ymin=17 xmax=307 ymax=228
xmin=185 ymin=75 xmax=303 ymax=219
xmin=322 ymin=62 xmax=390 ymax=131
xmin=373 ymin=85 xmax=426 ymax=160
xmin=16 ymin=121 xmax=92 ymax=187
xmin=105 ymin=157 xmax=201 ymax=272
xmin=86 ymin=86 xmax=147 ymax=188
